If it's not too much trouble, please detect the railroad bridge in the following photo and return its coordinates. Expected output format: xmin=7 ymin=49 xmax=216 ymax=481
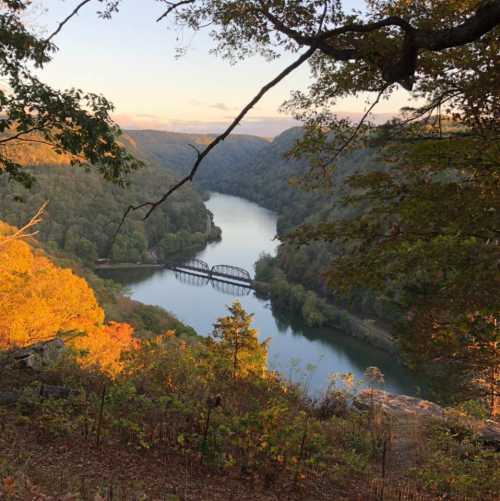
xmin=166 ymin=258 xmax=254 ymax=295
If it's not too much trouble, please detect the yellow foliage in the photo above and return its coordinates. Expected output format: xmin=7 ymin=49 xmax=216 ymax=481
xmin=71 ymin=321 xmax=138 ymax=377
xmin=0 ymin=221 xmax=136 ymax=374
xmin=0 ymin=238 xmax=104 ymax=347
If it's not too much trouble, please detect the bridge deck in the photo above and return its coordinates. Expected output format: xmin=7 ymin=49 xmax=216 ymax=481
xmin=167 ymin=264 xmax=254 ymax=286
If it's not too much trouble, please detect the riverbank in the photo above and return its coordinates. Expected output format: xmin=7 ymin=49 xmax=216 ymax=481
xmin=256 ymin=282 xmax=396 ymax=354
xmin=103 ymin=192 xmax=419 ymax=396
xmin=254 ymin=258 xmax=397 ymax=354
xmin=94 ymin=262 xmax=164 ymax=270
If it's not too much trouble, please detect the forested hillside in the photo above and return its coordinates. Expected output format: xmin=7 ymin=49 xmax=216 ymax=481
xmin=176 ymin=126 xmax=396 ymax=326
xmin=2 ymin=221 xmax=498 ymax=501
xmin=196 ymin=127 xmax=318 ymax=232
xmin=0 ymin=134 xmax=220 ymax=264
xmin=125 ymin=129 xmax=269 ymax=184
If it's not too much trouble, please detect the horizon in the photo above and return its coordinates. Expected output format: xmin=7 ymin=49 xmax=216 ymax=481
xmin=35 ymin=1 xmax=413 ymax=137
xmin=120 ymin=110 xmax=398 ymax=139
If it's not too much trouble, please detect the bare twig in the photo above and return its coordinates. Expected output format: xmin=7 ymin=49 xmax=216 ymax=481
xmin=376 ymin=90 xmax=462 ymax=144
xmin=45 ymin=0 xmax=94 ymax=44
xmin=0 ymin=201 xmax=48 ymax=247
xmin=107 ymin=45 xmax=317 ymax=256
xmin=317 ymin=1 xmax=329 ymax=33
xmin=187 ymin=143 xmax=202 ymax=157
xmin=332 ymin=84 xmax=389 ymax=162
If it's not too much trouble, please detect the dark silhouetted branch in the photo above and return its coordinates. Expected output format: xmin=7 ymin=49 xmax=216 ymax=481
xmin=107 ymin=45 xmax=317 ymax=256
xmin=332 ymin=84 xmax=389 ymax=162
xmin=260 ymin=1 xmax=500 ymax=88
xmin=156 ymin=0 xmax=196 ymax=22
xmin=0 ymin=127 xmax=41 ymax=144
xmin=45 ymin=0 xmax=94 ymax=44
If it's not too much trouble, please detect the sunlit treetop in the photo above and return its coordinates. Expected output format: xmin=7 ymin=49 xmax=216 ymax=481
xmin=0 ymin=219 xmax=137 ymax=376
xmin=0 ymin=0 xmax=142 ymax=188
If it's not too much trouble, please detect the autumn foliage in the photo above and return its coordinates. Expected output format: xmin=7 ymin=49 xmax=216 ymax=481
xmin=0 ymin=220 xmax=136 ymax=375
xmin=72 ymin=321 xmax=138 ymax=376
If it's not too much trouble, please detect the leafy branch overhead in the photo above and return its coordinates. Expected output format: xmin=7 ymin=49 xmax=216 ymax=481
xmin=0 ymin=1 xmax=141 ymax=189
xmin=109 ymin=0 xmax=499 ymax=234
xmin=0 ymin=1 xmax=498 ymax=258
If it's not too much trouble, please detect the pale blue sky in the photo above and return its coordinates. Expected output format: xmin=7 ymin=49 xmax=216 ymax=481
xmin=35 ymin=1 xmax=414 ymax=136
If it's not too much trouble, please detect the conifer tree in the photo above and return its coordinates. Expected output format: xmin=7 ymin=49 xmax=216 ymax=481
xmin=211 ymin=301 xmax=268 ymax=378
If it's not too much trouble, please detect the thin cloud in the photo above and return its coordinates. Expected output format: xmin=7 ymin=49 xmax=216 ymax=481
xmin=135 ymin=113 xmax=160 ymax=120
xmin=113 ymin=110 xmax=400 ymax=138
xmin=210 ymin=102 xmax=235 ymax=111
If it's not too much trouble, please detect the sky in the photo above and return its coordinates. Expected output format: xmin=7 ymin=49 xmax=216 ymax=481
xmin=33 ymin=1 xmax=415 ymax=137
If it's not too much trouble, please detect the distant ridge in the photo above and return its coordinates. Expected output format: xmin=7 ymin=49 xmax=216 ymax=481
xmin=124 ymin=129 xmax=270 ymax=180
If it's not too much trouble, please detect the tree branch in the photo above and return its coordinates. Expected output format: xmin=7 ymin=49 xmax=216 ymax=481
xmin=144 ymin=44 xmax=317 ymax=219
xmin=0 ymin=127 xmax=41 ymax=145
xmin=45 ymin=0 xmax=94 ymax=44
xmin=332 ymin=84 xmax=389 ymax=162
xmin=107 ymin=45 xmax=317 ymax=256
xmin=156 ymin=0 xmax=196 ymax=23
xmin=415 ymin=1 xmax=500 ymax=50
xmin=259 ymin=1 xmax=500 ymax=88
xmin=9 ymin=138 xmax=59 ymax=148
xmin=0 ymin=202 xmax=48 ymax=247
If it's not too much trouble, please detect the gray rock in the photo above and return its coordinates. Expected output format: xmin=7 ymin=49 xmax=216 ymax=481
xmin=13 ymin=339 xmax=65 ymax=370
xmin=479 ymin=420 xmax=500 ymax=447
xmin=354 ymin=389 xmax=445 ymax=418
xmin=354 ymin=389 xmax=500 ymax=447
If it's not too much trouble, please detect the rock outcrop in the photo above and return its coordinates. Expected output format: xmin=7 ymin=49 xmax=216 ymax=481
xmin=11 ymin=339 xmax=65 ymax=370
xmin=354 ymin=389 xmax=500 ymax=448
xmin=0 ymin=339 xmax=69 ymax=406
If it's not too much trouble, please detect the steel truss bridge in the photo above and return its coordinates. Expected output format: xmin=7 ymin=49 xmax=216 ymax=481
xmin=166 ymin=259 xmax=254 ymax=296
xmin=173 ymin=270 xmax=251 ymax=296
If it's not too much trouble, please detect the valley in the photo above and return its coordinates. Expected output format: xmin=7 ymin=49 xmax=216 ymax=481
xmin=99 ymin=191 xmax=420 ymax=395
xmin=1 ymin=3 xmax=498 ymax=497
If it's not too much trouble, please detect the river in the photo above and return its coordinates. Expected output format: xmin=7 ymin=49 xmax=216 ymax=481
xmin=100 ymin=192 xmax=421 ymax=396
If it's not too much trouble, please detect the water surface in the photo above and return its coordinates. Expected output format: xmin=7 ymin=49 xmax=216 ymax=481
xmin=101 ymin=193 xmax=421 ymax=395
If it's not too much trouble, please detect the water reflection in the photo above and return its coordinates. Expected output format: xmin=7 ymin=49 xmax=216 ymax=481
xmin=173 ymin=269 xmax=252 ymax=296
xmin=98 ymin=193 xmax=422 ymax=396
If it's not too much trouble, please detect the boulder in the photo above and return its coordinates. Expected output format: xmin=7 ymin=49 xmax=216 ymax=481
xmin=479 ymin=420 xmax=500 ymax=447
xmin=353 ymin=389 xmax=445 ymax=418
xmin=13 ymin=339 xmax=65 ymax=370
xmin=354 ymin=389 xmax=500 ymax=448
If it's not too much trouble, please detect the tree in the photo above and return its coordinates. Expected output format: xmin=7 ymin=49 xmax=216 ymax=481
xmin=0 ymin=234 xmax=104 ymax=346
xmin=72 ymin=321 xmax=137 ymax=376
xmin=2 ymin=1 xmax=498 ymax=408
xmin=0 ymin=1 xmax=140 ymax=188
xmin=266 ymin=2 xmax=498 ymax=411
xmin=90 ymin=0 xmax=499 ymax=228
xmin=210 ymin=301 xmax=268 ymax=378
xmin=0 ymin=219 xmax=136 ymax=375
xmin=119 ymin=0 xmax=496 ymax=411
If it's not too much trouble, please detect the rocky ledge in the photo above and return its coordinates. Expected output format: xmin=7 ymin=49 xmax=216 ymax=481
xmin=354 ymin=389 xmax=500 ymax=448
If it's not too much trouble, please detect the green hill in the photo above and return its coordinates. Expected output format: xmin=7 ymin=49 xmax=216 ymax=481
xmin=0 ymin=132 xmax=220 ymax=264
xmin=124 ymin=129 xmax=270 ymax=183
